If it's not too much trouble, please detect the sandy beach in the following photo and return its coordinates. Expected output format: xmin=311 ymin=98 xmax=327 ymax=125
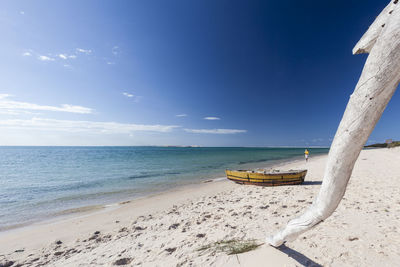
xmin=1 ymin=147 xmax=400 ymax=266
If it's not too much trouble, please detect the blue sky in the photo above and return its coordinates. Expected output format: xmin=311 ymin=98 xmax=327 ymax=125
xmin=0 ymin=0 xmax=399 ymax=146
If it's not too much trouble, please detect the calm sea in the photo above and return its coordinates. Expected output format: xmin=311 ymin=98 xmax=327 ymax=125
xmin=0 ymin=146 xmax=328 ymax=231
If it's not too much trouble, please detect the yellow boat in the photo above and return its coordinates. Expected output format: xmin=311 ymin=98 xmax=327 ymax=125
xmin=225 ymin=169 xmax=307 ymax=186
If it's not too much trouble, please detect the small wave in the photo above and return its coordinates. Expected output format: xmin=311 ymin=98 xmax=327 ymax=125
xmin=165 ymin=171 xmax=181 ymax=175
xmin=212 ymin=177 xmax=226 ymax=182
xmin=37 ymin=188 xmax=136 ymax=204
xmin=128 ymin=171 xmax=181 ymax=180
xmin=53 ymin=205 xmax=104 ymax=216
xmin=201 ymin=164 xmax=224 ymax=169
xmin=0 ymin=221 xmax=33 ymax=232
xmin=238 ymin=158 xmax=269 ymax=164
xmin=128 ymin=174 xmax=156 ymax=179
xmin=0 ymin=200 xmax=17 ymax=204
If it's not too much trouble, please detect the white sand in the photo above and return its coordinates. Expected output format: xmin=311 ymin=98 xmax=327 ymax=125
xmin=1 ymin=147 xmax=400 ymax=266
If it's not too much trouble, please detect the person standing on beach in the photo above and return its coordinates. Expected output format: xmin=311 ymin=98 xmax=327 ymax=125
xmin=304 ymin=149 xmax=309 ymax=162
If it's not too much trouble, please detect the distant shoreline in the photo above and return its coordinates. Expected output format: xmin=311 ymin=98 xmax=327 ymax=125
xmin=0 ymin=145 xmax=331 ymax=148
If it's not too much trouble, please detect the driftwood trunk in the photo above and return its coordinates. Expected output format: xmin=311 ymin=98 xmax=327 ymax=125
xmin=269 ymin=0 xmax=400 ymax=247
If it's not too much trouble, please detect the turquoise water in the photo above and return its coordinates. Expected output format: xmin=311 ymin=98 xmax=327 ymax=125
xmin=0 ymin=146 xmax=328 ymax=230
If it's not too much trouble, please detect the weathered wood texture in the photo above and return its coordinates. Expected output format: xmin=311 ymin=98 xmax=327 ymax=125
xmin=269 ymin=0 xmax=400 ymax=247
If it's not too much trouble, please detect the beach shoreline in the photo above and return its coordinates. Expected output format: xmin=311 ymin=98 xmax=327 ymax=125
xmin=4 ymin=148 xmax=400 ymax=266
xmin=0 ymin=153 xmax=319 ymax=262
xmin=0 ymin=152 xmax=327 ymax=234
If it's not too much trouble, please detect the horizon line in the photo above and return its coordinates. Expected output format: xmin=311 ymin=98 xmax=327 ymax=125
xmin=0 ymin=145 xmax=331 ymax=148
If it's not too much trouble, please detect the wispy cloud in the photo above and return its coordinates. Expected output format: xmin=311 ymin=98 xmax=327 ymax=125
xmin=112 ymin=46 xmax=120 ymax=56
xmin=76 ymin=48 xmax=92 ymax=54
xmin=22 ymin=49 xmax=82 ymax=65
xmin=0 ymin=118 xmax=179 ymax=134
xmin=38 ymin=55 xmax=55 ymax=61
xmin=122 ymin=92 xmax=141 ymax=102
xmin=122 ymin=92 xmax=134 ymax=98
xmin=0 ymin=94 xmax=12 ymax=99
xmin=107 ymin=62 xmax=115 ymax=65
xmin=0 ymin=109 xmax=19 ymax=115
xmin=312 ymin=138 xmax=324 ymax=142
xmin=176 ymin=114 xmax=187 ymax=117
xmin=203 ymin=117 xmax=220 ymax=120
xmin=0 ymin=109 xmax=40 ymax=116
xmin=0 ymin=95 xmax=92 ymax=114
xmin=20 ymin=11 xmax=25 ymax=15
xmin=184 ymin=128 xmax=246 ymax=134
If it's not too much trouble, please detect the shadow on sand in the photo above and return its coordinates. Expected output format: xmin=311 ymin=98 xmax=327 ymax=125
xmin=277 ymin=244 xmax=322 ymax=267
xmin=302 ymin=181 xmax=322 ymax=185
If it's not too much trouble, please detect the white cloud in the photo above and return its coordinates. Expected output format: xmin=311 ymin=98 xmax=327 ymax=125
xmin=0 ymin=110 xmax=20 ymax=115
xmin=76 ymin=48 xmax=92 ymax=54
xmin=68 ymin=55 xmax=77 ymax=59
xmin=122 ymin=92 xmax=141 ymax=102
xmin=184 ymin=128 xmax=246 ymax=134
xmin=20 ymin=11 xmax=25 ymax=15
xmin=203 ymin=117 xmax=220 ymax=120
xmin=112 ymin=46 xmax=120 ymax=55
xmin=176 ymin=114 xmax=187 ymax=117
xmin=22 ymin=52 xmax=31 ymax=56
xmin=107 ymin=62 xmax=115 ymax=65
xmin=38 ymin=55 xmax=55 ymax=61
xmin=59 ymin=54 xmax=68 ymax=59
xmin=0 ymin=118 xmax=179 ymax=134
xmin=0 ymin=94 xmax=12 ymax=99
xmin=0 ymin=109 xmax=40 ymax=115
xmin=0 ymin=95 xmax=92 ymax=114
xmin=312 ymin=138 xmax=324 ymax=142
xmin=123 ymin=92 xmax=134 ymax=98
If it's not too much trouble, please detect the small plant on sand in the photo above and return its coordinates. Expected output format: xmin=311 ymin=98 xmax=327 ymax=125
xmin=197 ymin=239 xmax=262 ymax=255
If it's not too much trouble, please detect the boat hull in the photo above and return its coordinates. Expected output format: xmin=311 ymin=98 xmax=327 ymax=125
xmin=225 ymin=169 xmax=307 ymax=186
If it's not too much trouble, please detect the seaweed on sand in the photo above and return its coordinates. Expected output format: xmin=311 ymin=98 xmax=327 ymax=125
xmin=197 ymin=239 xmax=263 ymax=255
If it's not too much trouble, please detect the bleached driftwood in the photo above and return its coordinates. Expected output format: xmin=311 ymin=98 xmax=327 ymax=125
xmin=269 ymin=0 xmax=400 ymax=247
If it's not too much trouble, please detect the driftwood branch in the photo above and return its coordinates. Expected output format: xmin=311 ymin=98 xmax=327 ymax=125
xmin=269 ymin=0 xmax=400 ymax=247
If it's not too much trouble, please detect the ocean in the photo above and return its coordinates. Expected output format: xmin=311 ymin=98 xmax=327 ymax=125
xmin=0 ymin=146 xmax=328 ymax=231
